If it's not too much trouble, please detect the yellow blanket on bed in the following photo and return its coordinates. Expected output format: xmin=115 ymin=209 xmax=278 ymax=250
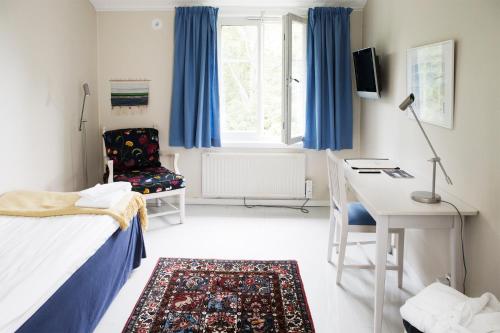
xmin=0 ymin=191 xmax=148 ymax=230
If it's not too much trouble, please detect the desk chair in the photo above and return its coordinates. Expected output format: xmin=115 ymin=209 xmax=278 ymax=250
xmin=326 ymin=150 xmax=405 ymax=287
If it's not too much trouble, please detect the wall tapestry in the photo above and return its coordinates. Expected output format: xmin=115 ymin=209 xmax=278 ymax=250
xmin=110 ymin=79 xmax=150 ymax=114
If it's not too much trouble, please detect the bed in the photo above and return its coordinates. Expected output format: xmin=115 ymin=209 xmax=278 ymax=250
xmin=0 ymin=213 xmax=145 ymax=333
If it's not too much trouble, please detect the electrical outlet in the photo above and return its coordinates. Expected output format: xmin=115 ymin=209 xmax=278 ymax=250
xmin=305 ymin=180 xmax=313 ymax=199
xmin=436 ymin=274 xmax=451 ymax=286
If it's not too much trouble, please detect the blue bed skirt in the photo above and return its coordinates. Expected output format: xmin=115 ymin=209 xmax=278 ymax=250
xmin=17 ymin=215 xmax=146 ymax=333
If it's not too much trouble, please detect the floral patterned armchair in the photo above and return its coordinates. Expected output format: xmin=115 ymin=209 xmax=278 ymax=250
xmin=102 ymin=127 xmax=185 ymax=222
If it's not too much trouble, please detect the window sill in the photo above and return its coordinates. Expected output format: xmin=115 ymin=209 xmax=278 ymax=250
xmin=220 ymin=141 xmax=304 ymax=149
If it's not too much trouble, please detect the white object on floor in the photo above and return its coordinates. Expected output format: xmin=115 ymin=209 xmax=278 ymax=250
xmin=401 ymin=282 xmax=500 ymax=333
xmin=79 ymin=181 xmax=131 ymax=199
xmin=344 ymin=158 xmax=478 ymax=333
xmin=75 ymin=190 xmax=129 ymax=209
xmin=0 ymin=215 xmax=118 ymax=333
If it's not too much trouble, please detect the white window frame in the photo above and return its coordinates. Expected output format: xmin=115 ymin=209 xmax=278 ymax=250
xmin=218 ymin=14 xmax=307 ymax=147
xmin=283 ymin=13 xmax=307 ymax=145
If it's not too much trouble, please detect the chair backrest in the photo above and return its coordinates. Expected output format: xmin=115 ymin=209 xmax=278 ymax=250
xmin=326 ymin=150 xmax=349 ymax=223
xmin=102 ymin=128 xmax=161 ymax=171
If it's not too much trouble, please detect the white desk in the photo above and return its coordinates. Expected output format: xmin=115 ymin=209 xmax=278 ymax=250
xmin=344 ymin=164 xmax=478 ymax=333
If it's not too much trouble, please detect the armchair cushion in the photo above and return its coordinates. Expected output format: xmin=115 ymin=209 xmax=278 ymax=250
xmin=112 ymin=167 xmax=185 ymax=194
xmin=103 ymin=128 xmax=161 ymax=171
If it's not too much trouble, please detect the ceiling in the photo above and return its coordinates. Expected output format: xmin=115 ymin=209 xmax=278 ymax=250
xmin=89 ymin=0 xmax=367 ymax=11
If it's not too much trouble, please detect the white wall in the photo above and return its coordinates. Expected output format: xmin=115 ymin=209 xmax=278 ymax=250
xmin=97 ymin=9 xmax=364 ymax=202
xmin=0 ymin=0 xmax=99 ymax=192
xmin=361 ymin=0 xmax=500 ymax=296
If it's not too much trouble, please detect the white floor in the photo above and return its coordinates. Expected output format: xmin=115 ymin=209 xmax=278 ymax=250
xmin=95 ymin=205 xmax=422 ymax=333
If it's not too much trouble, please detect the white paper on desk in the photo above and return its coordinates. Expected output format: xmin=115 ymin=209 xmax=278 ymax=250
xmin=345 ymin=159 xmax=399 ymax=170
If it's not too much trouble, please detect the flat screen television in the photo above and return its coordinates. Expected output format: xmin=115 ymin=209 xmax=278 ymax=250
xmin=353 ymin=47 xmax=381 ymax=99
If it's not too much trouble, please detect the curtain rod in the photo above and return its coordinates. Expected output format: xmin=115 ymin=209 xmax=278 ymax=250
xmin=109 ymin=79 xmax=151 ymax=82
xmin=221 ymin=7 xmax=363 ymax=11
xmin=97 ymin=6 xmax=363 ymax=13
xmin=220 ymin=7 xmax=362 ymax=19
xmin=246 ymin=16 xmax=282 ymax=21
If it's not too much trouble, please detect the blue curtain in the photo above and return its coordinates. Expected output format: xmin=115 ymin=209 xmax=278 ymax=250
xmin=169 ymin=7 xmax=221 ymax=148
xmin=304 ymin=7 xmax=353 ymax=150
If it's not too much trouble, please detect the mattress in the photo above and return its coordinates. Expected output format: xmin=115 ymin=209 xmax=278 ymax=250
xmin=0 ymin=214 xmax=119 ymax=333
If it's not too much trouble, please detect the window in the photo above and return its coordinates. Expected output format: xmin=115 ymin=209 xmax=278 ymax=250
xmin=219 ymin=15 xmax=307 ymax=145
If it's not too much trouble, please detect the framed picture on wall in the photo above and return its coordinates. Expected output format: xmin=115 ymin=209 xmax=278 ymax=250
xmin=406 ymin=40 xmax=455 ymax=129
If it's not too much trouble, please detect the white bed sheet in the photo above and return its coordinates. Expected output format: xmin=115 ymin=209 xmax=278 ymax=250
xmin=0 ymin=214 xmax=119 ymax=333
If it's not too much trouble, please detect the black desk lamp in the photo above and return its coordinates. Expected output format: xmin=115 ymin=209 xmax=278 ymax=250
xmin=399 ymin=93 xmax=453 ymax=204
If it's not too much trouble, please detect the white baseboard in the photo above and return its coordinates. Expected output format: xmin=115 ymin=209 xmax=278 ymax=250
xmin=185 ymin=197 xmax=329 ymax=207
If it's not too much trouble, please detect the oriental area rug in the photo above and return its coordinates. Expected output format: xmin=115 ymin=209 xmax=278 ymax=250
xmin=123 ymin=258 xmax=315 ymax=333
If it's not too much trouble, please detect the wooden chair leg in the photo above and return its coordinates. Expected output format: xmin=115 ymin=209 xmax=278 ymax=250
xmin=397 ymin=230 xmax=405 ymax=289
xmin=336 ymin=225 xmax=349 ymax=284
xmin=388 ymin=233 xmax=398 ymax=255
xmin=335 ymin=217 xmax=341 ymax=254
xmin=327 ymin=210 xmax=336 ymax=263
xmin=179 ymin=190 xmax=186 ymax=224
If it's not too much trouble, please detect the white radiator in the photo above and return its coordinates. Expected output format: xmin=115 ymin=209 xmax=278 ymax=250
xmin=202 ymin=152 xmax=306 ymax=199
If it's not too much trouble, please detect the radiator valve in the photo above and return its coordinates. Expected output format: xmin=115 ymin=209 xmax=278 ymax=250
xmin=305 ymin=180 xmax=313 ymax=199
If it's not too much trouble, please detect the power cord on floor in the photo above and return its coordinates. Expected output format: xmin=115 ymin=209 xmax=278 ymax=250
xmin=243 ymin=197 xmax=310 ymax=214
xmin=442 ymin=200 xmax=467 ymax=293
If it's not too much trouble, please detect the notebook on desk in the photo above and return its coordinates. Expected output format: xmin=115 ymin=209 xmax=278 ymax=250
xmin=345 ymin=158 xmax=399 ymax=170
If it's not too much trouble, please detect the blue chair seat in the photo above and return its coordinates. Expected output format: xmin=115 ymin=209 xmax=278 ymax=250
xmin=348 ymin=202 xmax=376 ymax=226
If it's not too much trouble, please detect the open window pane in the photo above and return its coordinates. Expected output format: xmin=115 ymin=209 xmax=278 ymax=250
xmin=221 ymin=25 xmax=259 ymax=139
xmin=284 ymin=14 xmax=307 ymax=144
